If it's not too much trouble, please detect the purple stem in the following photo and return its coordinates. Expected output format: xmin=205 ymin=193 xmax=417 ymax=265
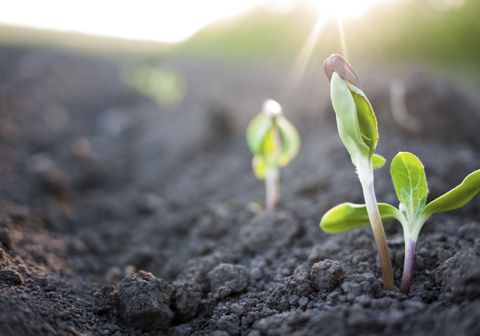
xmin=265 ymin=174 xmax=278 ymax=212
xmin=400 ymin=239 xmax=416 ymax=294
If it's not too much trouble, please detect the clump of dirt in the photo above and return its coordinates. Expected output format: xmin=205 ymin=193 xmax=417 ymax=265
xmin=0 ymin=46 xmax=480 ymax=335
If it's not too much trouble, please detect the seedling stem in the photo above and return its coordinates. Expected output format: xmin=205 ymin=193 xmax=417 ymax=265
xmin=324 ymin=54 xmax=394 ymax=289
xmin=400 ymin=238 xmax=415 ymax=293
xmin=265 ymin=166 xmax=279 ymax=212
xmin=358 ymin=159 xmax=394 ymax=289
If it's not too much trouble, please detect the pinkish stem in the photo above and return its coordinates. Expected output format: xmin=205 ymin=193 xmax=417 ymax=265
xmin=265 ymin=172 xmax=279 ymax=212
xmin=400 ymin=239 xmax=416 ymax=294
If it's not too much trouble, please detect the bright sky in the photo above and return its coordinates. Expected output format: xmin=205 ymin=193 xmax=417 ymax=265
xmin=0 ymin=0 xmax=402 ymax=44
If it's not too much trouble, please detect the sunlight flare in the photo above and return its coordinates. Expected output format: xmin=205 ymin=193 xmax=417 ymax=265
xmin=0 ymin=0 xmax=261 ymax=43
xmin=281 ymin=0 xmax=402 ymax=101
xmin=308 ymin=0 xmax=394 ymax=17
xmin=281 ymin=13 xmax=330 ymax=100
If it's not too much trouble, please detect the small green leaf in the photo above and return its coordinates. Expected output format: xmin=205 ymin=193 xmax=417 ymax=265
xmin=372 ymin=154 xmax=386 ymax=169
xmin=330 ymin=72 xmax=380 ymax=166
xmin=320 ymin=202 xmax=402 ymax=233
xmin=260 ymin=127 xmax=280 ymax=160
xmin=391 ymin=152 xmax=428 ymax=224
xmin=347 ymin=82 xmax=379 ymax=157
xmin=422 ymin=169 xmax=480 ymax=218
xmin=246 ymin=114 xmax=272 ymax=155
xmin=276 ymin=116 xmax=300 ymax=167
xmin=330 ymin=72 xmax=369 ymax=163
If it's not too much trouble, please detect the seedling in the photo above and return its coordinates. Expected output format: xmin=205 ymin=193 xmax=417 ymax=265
xmin=324 ymin=54 xmax=394 ymax=289
xmin=246 ymin=99 xmax=300 ymax=212
xmin=320 ymin=152 xmax=480 ymax=293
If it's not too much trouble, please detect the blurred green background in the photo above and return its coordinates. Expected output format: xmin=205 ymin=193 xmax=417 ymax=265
xmin=175 ymin=0 xmax=480 ymax=73
xmin=1 ymin=0 xmax=479 ymax=75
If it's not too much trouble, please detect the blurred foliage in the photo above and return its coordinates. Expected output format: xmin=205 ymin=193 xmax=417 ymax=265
xmin=170 ymin=4 xmax=322 ymax=61
xmin=345 ymin=0 xmax=480 ymax=69
xmin=170 ymin=0 xmax=480 ymax=74
xmin=124 ymin=64 xmax=186 ymax=106
xmin=1 ymin=0 xmax=479 ymax=75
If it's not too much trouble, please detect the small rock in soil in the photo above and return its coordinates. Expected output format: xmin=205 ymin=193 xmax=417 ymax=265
xmin=265 ymin=285 xmax=290 ymax=311
xmin=239 ymin=212 xmax=298 ymax=253
xmin=457 ymin=221 xmax=480 ymax=242
xmin=436 ymin=248 xmax=453 ymax=263
xmin=208 ymin=263 xmax=250 ymax=299
xmin=285 ymin=264 xmax=312 ymax=297
xmin=117 ymin=271 xmax=174 ymax=331
xmin=310 ymin=259 xmax=343 ymax=292
xmin=93 ymin=285 xmax=118 ymax=316
xmin=0 ymin=227 xmax=12 ymax=250
xmin=215 ymin=313 xmax=241 ymax=335
xmin=438 ymin=247 xmax=480 ymax=303
xmin=176 ymin=254 xmax=223 ymax=291
xmin=0 ymin=267 xmax=24 ymax=286
xmin=173 ymin=280 xmax=203 ymax=320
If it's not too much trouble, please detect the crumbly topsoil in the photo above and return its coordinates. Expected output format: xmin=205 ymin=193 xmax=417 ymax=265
xmin=0 ymin=47 xmax=480 ymax=336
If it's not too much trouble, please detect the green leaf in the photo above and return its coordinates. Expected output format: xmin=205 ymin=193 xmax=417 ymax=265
xmin=276 ymin=116 xmax=300 ymax=167
xmin=320 ymin=202 xmax=402 ymax=233
xmin=330 ymin=72 xmax=369 ymax=163
xmin=372 ymin=154 xmax=386 ymax=169
xmin=246 ymin=113 xmax=272 ymax=155
xmin=347 ymin=82 xmax=379 ymax=157
xmin=330 ymin=73 xmax=380 ymax=166
xmin=391 ymin=152 xmax=428 ymax=224
xmin=422 ymin=169 xmax=480 ymax=218
xmin=260 ymin=127 xmax=280 ymax=160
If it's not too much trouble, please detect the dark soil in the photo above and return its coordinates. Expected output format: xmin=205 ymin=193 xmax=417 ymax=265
xmin=1 ymin=46 xmax=480 ymax=336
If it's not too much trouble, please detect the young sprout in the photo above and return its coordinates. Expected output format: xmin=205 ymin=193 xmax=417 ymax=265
xmin=246 ymin=99 xmax=300 ymax=212
xmin=323 ymin=54 xmax=394 ymax=289
xmin=320 ymin=152 xmax=480 ymax=293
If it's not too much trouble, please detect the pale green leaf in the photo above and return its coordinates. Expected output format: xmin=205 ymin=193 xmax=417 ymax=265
xmin=422 ymin=169 xmax=480 ymax=218
xmin=246 ymin=114 xmax=272 ymax=155
xmin=260 ymin=128 xmax=280 ymax=160
xmin=372 ymin=154 xmax=386 ymax=169
xmin=276 ymin=116 xmax=300 ymax=167
xmin=320 ymin=202 xmax=402 ymax=233
xmin=330 ymin=72 xmax=369 ymax=163
xmin=391 ymin=152 xmax=428 ymax=223
xmin=347 ymin=82 xmax=379 ymax=157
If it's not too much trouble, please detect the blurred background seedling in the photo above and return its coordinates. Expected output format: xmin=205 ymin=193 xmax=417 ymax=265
xmin=246 ymin=99 xmax=300 ymax=212
xmin=124 ymin=63 xmax=186 ymax=107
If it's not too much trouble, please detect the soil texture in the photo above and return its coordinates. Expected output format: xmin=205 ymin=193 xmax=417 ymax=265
xmin=0 ymin=47 xmax=480 ymax=336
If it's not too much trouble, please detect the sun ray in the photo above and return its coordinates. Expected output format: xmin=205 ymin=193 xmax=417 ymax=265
xmin=280 ymin=13 xmax=330 ymax=102
xmin=336 ymin=15 xmax=350 ymax=61
xmin=279 ymin=0 xmax=398 ymax=104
